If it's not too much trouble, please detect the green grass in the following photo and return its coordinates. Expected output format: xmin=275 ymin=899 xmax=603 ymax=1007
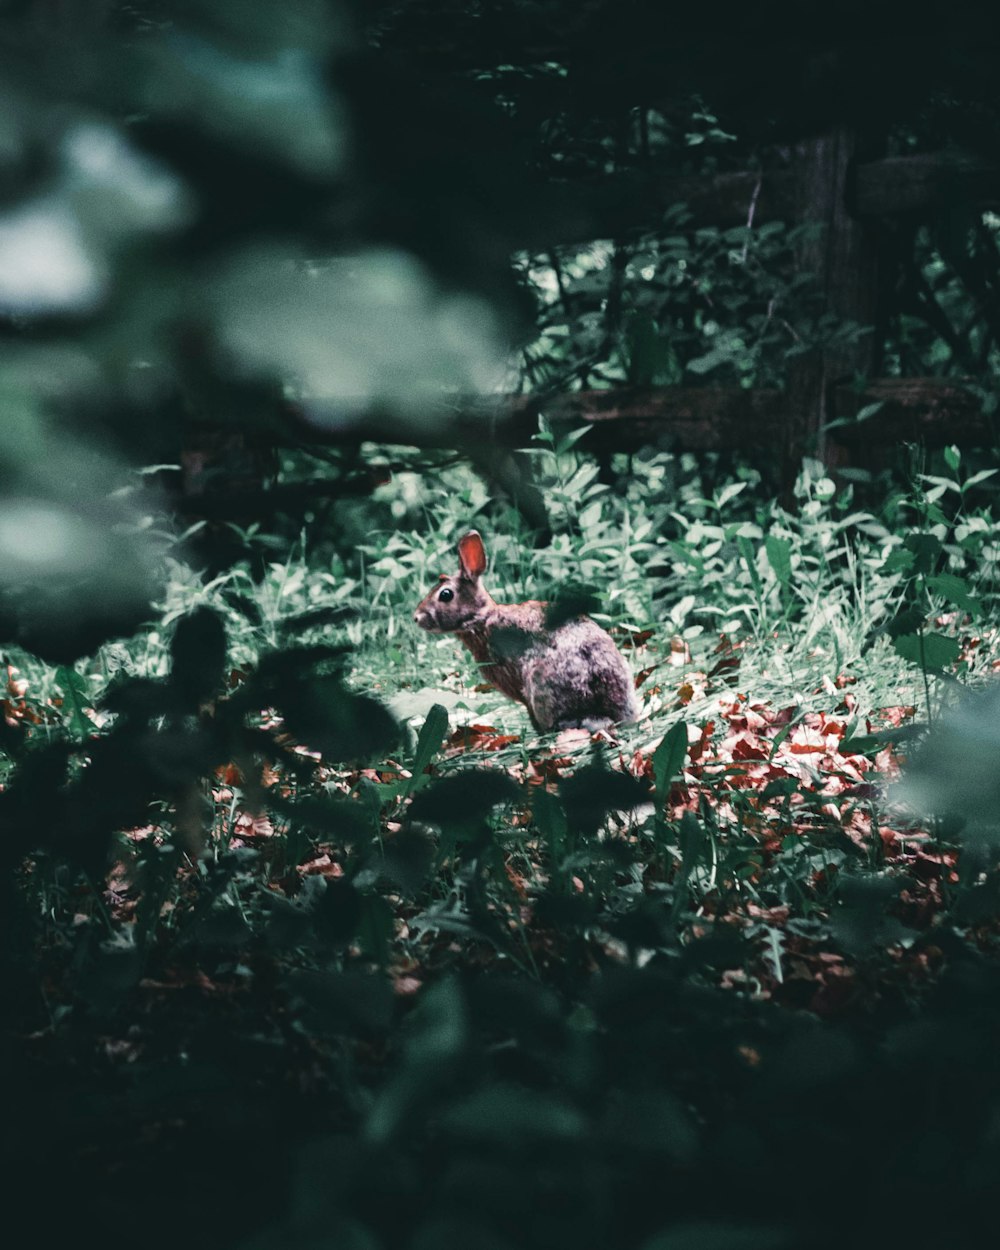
xmin=10 ymin=432 xmax=999 ymax=790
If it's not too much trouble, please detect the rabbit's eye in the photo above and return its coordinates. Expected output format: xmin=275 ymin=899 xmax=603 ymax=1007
xmin=438 ymin=587 xmax=454 ymax=603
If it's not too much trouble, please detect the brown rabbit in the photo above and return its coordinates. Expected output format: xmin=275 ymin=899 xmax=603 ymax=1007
xmin=414 ymin=530 xmax=640 ymax=732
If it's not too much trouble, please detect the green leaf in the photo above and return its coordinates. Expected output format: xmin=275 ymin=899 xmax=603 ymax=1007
xmin=404 ymin=703 xmax=449 ymax=799
xmin=926 ymin=573 xmax=980 ymax=617
xmin=963 ymin=468 xmax=998 ymax=490
xmin=925 ymin=502 xmax=949 ymax=527
xmin=55 ymin=666 xmax=92 ymax=739
xmin=356 ymin=893 xmax=394 ymax=964
xmin=882 ymin=548 xmax=915 ymax=573
xmin=892 ymin=632 xmax=962 ymax=672
xmin=686 ymin=349 xmax=728 ymax=375
xmin=559 ymin=765 xmax=649 ymax=837
xmin=671 ymin=810 xmax=706 ymax=923
xmin=603 ymin=1087 xmax=697 ymax=1157
xmin=545 ymin=582 xmax=601 ymax=629
xmin=409 ymin=769 xmax=520 ymax=831
xmin=767 ymin=715 xmax=801 ymax=761
xmin=553 ymin=424 xmax=592 ymax=455
xmin=533 ymin=786 xmax=567 ymax=861
xmin=904 ymin=532 xmax=942 ymax=573
xmin=312 ymin=878 xmax=363 ymax=946
xmin=830 ymin=874 xmax=905 ymax=957
xmin=364 ymin=979 xmax=468 ymax=1144
xmin=737 ymin=536 xmax=763 ymax=596
xmin=765 ymin=534 xmax=792 ymax=585
xmin=625 ymin=313 xmax=680 ymax=386
xmin=763 ymin=926 xmax=784 ymax=983
xmin=270 ymin=793 xmax=375 ymax=845
xmin=837 ymin=733 xmax=883 ymax=755
xmin=277 ymin=675 xmax=399 ymax=763
xmin=761 ymin=775 xmax=800 ymax=798
xmin=885 ymin=607 xmax=925 ymax=639
xmin=855 ymin=400 xmax=885 ymax=423
xmin=715 ymin=481 xmax=748 ymax=509
xmin=822 ymin=399 xmax=884 ymax=433
xmin=169 ymin=607 xmax=228 ymax=705
xmin=440 ymin=1085 xmax=586 ymax=1145
xmin=944 ymin=444 xmax=961 ymax=472
xmin=652 ymin=721 xmax=688 ymax=804
xmin=378 ymin=827 xmax=435 ymax=894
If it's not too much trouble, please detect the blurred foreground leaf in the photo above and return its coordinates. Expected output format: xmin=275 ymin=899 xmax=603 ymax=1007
xmin=892 ymin=632 xmax=961 ymax=672
xmin=898 ymin=684 xmax=1000 ymax=845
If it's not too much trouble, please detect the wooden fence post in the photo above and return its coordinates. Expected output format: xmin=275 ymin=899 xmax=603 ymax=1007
xmin=786 ymin=128 xmax=881 ymax=481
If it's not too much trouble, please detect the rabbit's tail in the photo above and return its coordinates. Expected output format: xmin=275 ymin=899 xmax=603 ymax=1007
xmin=555 ymin=715 xmax=620 ymax=733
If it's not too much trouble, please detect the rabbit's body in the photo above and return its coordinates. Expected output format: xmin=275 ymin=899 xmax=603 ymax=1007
xmin=414 ymin=532 xmax=639 ymax=732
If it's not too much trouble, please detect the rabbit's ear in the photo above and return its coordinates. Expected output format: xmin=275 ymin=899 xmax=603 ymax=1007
xmin=457 ymin=530 xmax=487 ymax=580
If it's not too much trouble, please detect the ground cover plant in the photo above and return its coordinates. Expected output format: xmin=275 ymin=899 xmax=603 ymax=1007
xmin=8 ymin=430 xmax=1000 ymax=1250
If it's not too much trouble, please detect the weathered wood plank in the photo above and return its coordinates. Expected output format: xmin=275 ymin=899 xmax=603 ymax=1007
xmin=295 ymin=388 xmax=785 ymax=451
xmin=830 ymin=378 xmax=990 ymax=446
xmin=297 ymin=378 xmax=989 ymax=452
xmin=633 ymin=169 xmax=793 ymax=230
xmin=854 ymin=152 xmax=1000 ymax=217
xmin=544 ymin=151 xmax=1000 ymax=244
xmin=516 ymin=386 xmax=786 ymax=451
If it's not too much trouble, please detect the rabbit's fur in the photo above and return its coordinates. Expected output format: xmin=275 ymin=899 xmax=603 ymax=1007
xmin=414 ymin=531 xmax=639 ymax=732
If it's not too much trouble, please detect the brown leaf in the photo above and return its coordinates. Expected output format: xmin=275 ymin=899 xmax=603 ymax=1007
xmin=299 ymin=853 xmax=344 ymax=878
xmin=447 ymin=723 xmax=520 ymax=752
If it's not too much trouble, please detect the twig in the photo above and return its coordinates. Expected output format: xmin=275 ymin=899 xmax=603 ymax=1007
xmin=740 ymin=172 xmax=764 ymax=265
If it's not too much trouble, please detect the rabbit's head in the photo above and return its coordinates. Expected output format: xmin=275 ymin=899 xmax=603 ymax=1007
xmin=414 ymin=531 xmax=493 ymax=633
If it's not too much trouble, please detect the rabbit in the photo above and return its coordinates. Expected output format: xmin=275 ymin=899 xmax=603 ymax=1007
xmin=414 ymin=530 xmax=640 ymax=732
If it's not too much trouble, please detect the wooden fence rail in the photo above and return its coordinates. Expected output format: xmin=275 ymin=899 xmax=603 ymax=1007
xmin=560 ymin=149 xmax=1000 ymax=239
xmin=301 ymin=377 xmax=986 ymax=456
xmin=296 ymin=135 xmax=1000 ymax=478
xmin=189 ymin=135 xmax=1000 ymax=519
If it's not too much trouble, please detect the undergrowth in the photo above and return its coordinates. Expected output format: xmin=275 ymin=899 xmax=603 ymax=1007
xmin=8 ymin=432 xmax=1000 ymax=1250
